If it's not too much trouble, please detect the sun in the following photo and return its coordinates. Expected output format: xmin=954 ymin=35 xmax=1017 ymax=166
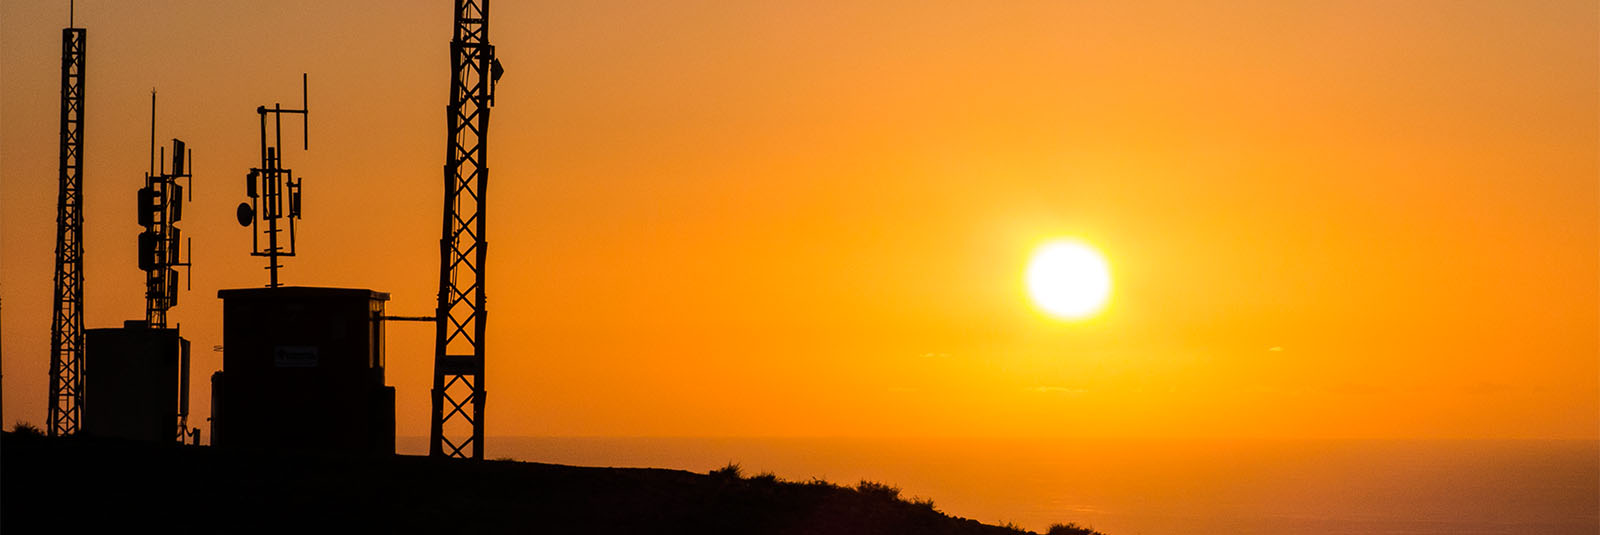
xmin=1026 ymin=240 xmax=1112 ymax=320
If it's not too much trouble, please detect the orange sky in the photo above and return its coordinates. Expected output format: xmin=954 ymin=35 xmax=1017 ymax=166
xmin=2 ymin=0 xmax=1595 ymax=441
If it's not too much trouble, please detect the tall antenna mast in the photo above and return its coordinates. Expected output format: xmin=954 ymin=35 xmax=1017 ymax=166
xmin=431 ymin=0 xmax=503 ymax=459
xmin=236 ymin=74 xmax=309 ymax=288
xmin=138 ymin=92 xmax=193 ymax=330
xmin=137 ymin=93 xmax=196 ymax=442
xmin=46 ymin=13 xmax=86 ymax=437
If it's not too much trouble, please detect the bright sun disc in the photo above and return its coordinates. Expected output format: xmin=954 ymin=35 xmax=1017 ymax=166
xmin=1026 ymin=240 xmax=1112 ymax=320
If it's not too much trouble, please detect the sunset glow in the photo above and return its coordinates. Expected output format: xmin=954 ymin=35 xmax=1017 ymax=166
xmin=2 ymin=1 xmax=1596 ymax=533
xmin=1027 ymin=240 xmax=1111 ymax=320
xmin=0 ymin=0 xmax=1592 ymax=444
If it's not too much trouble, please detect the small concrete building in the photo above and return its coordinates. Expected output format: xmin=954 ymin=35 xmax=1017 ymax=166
xmin=83 ymin=321 xmax=190 ymax=442
xmin=211 ymin=287 xmax=394 ymax=455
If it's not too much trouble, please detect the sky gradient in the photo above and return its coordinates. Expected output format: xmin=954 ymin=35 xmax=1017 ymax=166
xmin=2 ymin=0 xmax=1596 ymax=441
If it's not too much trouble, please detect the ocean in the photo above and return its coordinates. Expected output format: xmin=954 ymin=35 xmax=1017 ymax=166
xmin=397 ymin=437 xmax=1598 ymax=535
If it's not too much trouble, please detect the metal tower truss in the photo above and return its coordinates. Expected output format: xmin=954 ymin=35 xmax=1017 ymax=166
xmin=431 ymin=0 xmax=502 ymax=459
xmin=47 ymin=26 xmax=86 ymax=437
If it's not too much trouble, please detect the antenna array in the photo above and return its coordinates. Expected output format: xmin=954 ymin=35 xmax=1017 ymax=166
xmin=139 ymin=93 xmax=193 ymax=330
xmin=237 ymin=74 xmax=310 ymax=288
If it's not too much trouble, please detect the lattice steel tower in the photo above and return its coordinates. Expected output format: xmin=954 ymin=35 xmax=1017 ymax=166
xmin=47 ymin=23 xmax=86 ymax=437
xmin=431 ymin=0 xmax=503 ymax=459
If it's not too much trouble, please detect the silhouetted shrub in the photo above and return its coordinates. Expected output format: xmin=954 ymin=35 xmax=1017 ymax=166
xmin=11 ymin=421 xmax=42 ymax=436
xmin=909 ymin=495 xmax=937 ymax=511
xmin=856 ymin=480 xmax=901 ymax=501
xmin=1047 ymin=522 xmax=1107 ymax=535
xmin=803 ymin=477 xmax=837 ymax=489
xmin=709 ymin=462 xmax=743 ymax=480
xmin=749 ymin=471 xmax=779 ymax=484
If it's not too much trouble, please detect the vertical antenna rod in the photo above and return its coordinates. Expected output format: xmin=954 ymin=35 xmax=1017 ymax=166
xmin=302 ymin=73 xmax=309 ymax=150
xmin=47 ymin=22 xmax=86 ymax=437
xmin=431 ymin=0 xmax=503 ymax=459
xmin=149 ymin=91 xmax=155 ymax=176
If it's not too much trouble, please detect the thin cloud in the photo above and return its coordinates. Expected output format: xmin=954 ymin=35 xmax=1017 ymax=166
xmin=1030 ymin=386 xmax=1089 ymax=394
